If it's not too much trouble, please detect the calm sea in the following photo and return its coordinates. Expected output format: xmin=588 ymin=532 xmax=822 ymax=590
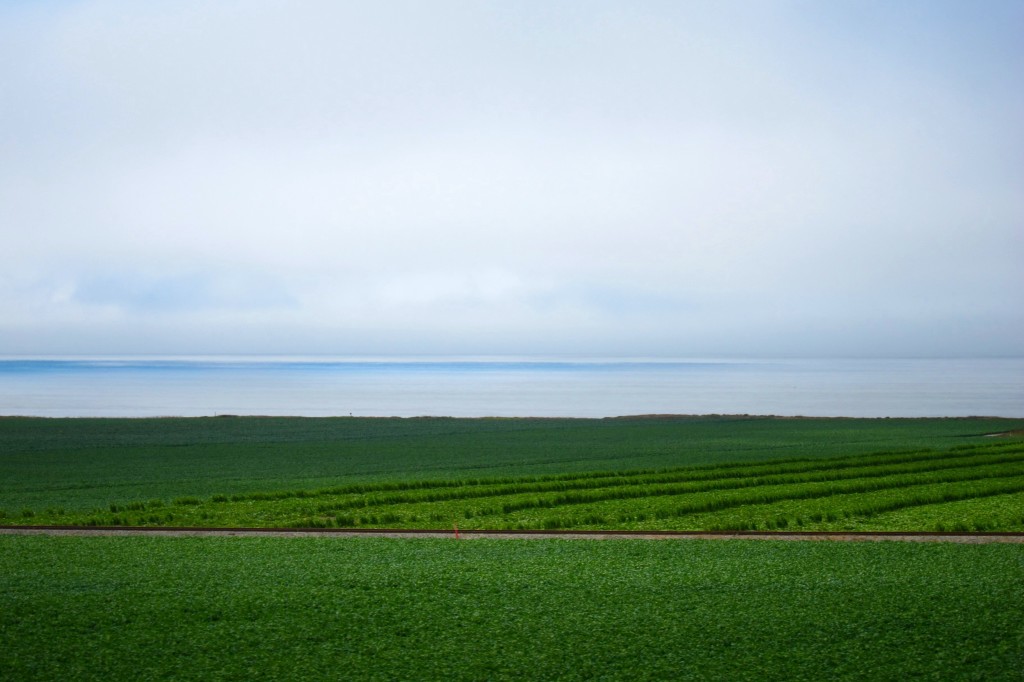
xmin=0 ymin=357 xmax=1020 ymax=418
xmin=0 ymin=356 xmax=1019 ymax=419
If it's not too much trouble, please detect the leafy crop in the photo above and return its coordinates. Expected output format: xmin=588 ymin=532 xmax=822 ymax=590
xmin=2 ymin=535 xmax=1021 ymax=681
xmin=11 ymin=436 xmax=1024 ymax=532
xmin=3 ymin=418 xmax=1023 ymax=681
xmin=3 ymin=415 xmax=1021 ymax=513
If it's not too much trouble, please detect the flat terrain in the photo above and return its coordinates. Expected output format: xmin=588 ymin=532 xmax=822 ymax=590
xmin=3 ymin=416 xmax=1023 ymax=680
xmin=2 ymin=535 xmax=1022 ymax=681
xmin=3 ymin=416 xmax=1023 ymax=531
xmin=2 ymin=415 xmax=1021 ymax=508
xmin=3 ymin=526 xmax=1022 ymax=543
xmin=2 ymin=411 xmax=1024 ymax=528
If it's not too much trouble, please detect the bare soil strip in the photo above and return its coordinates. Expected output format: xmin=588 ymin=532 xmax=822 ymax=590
xmin=1 ymin=526 xmax=1021 ymax=543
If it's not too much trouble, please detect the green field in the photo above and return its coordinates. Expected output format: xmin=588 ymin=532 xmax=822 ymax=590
xmin=3 ymin=416 xmax=1023 ymax=531
xmin=3 ymin=416 xmax=1023 ymax=680
xmin=2 ymin=535 xmax=1022 ymax=681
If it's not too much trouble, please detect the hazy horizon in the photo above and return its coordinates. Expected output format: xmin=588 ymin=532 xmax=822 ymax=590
xmin=1 ymin=353 xmax=1023 ymax=362
xmin=2 ymin=1 xmax=1021 ymax=358
xmin=3 ymin=356 xmax=1021 ymax=417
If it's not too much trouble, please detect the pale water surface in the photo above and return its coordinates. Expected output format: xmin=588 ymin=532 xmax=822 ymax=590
xmin=0 ymin=357 xmax=1021 ymax=418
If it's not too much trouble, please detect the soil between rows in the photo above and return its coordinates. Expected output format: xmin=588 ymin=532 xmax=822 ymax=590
xmin=2 ymin=526 xmax=1021 ymax=543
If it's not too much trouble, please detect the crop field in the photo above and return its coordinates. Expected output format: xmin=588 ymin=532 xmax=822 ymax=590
xmin=2 ymin=416 xmax=1023 ymax=530
xmin=3 ymin=417 xmax=1023 ymax=531
xmin=3 ymin=416 xmax=1023 ymax=681
xmin=2 ymin=535 xmax=1022 ymax=681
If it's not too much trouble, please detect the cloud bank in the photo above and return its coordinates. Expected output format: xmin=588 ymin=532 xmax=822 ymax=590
xmin=1 ymin=1 xmax=1021 ymax=356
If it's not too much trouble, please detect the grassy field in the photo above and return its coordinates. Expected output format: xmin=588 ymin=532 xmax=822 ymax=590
xmin=2 ymin=535 xmax=1022 ymax=681
xmin=3 ymin=416 xmax=1023 ymax=680
xmin=9 ymin=438 xmax=1024 ymax=531
xmin=3 ymin=416 xmax=1023 ymax=531
xmin=2 ymin=416 xmax=1022 ymax=502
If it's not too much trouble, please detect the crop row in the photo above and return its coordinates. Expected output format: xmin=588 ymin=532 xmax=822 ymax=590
xmin=290 ymin=460 xmax=1024 ymax=531
xmin=861 ymin=490 xmax=1024 ymax=532
xmin=71 ymin=442 xmax=1024 ymax=518
xmin=319 ymin=453 xmax=1024 ymax=521
xmin=372 ymin=462 xmax=1024 ymax=526
xmin=433 ymin=475 xmax=1024 ymax=532
xmin=182 ymin=444 xmax=1024 ymax=506
xmin=486 ymin=451 xmax=1024 ymax=516
xmin=207 ymin=444 xmax=1020 ymax=516
xmin=673 ymin=476 xmax=1024 ymax=531
xmin=304 ymin=448 xmax=1021 ymax=514
xmin=8 ymin=441 xmax=1024 ymax=531
xmin=6 ymin=416 xmax=1024 ymax=517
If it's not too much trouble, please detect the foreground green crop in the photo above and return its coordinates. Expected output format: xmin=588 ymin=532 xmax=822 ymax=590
xmin=1 ymin=536 xmax=1021 ymax=681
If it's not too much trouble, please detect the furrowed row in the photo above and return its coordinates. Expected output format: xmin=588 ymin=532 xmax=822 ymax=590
xmin=310 ymin=474 xmax=1024 ymax=532
xmin=455 ymin=455 xmax=1024 ymax=517
xmin=308 ymin=449 xmax=1024 ymax=514
xmin=861 ymin=490 xmax=1024 ymax=532
xmin=205 ymin=444 xmax=1024 ymax=506
xmin=428 ymin=463 xmax=1024 ymax=523
xmin=61 ymin=468 xmax=1024 ymax=532
xmin=689 ymin=477 xmax=1024 ymax=531
xmin=13 ymin=442 xmax=1023 ymax=529
xmin=76 ymin=442 xmax=1019 ymax=513
xmin=494 ymin=476 xmax=1024 ymax=532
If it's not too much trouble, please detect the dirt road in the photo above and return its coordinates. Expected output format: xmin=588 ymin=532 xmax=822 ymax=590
xmin=2 ymin=526 xmax=1021 ymax=543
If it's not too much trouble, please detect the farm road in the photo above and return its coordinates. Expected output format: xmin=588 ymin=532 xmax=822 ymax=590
xmin=1 ymin=527 xmax=1022 ymax=543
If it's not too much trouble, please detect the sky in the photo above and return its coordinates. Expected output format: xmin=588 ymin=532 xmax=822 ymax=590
xmin=1 ymin=0 xmax=1021 ymax=358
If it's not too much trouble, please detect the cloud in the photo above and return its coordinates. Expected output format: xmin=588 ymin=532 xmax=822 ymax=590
xmin=0 ymin=1 xmax=1021 ymax=356
xmin=71 ymin=271 xmax=297 ymax=314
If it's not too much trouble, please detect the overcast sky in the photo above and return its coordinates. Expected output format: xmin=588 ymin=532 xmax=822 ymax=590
xmin=1 ymin=1 xmax=1021 ymax=358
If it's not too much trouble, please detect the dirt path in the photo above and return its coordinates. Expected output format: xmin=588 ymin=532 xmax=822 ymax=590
xmin=2 ymin=526 xmax=1021 ymax=543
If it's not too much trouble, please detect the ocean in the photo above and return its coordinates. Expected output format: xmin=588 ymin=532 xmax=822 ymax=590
xmin=0 ymin=356 xmax=1020 ymax=418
